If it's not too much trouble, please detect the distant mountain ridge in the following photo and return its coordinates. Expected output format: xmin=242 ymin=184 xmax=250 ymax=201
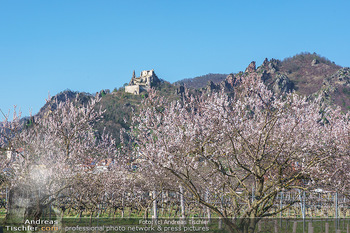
xmin=176 ymin=52 xmax=349 ymax=110
xmin=33 ymin=52 xmax=350 ymax=145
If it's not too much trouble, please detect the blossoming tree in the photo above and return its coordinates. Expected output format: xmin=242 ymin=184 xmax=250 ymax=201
xmin=133 ymin=73 xmax=346 ymax=233
xmin=0 ymin=95 xmax=116 ymax=223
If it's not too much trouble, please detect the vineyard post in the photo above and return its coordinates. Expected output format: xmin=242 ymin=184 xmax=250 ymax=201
xmin=152 ymin=190 xmax=157 ymax=220
xmin=180 ymin=185 xmax=185 ymax=219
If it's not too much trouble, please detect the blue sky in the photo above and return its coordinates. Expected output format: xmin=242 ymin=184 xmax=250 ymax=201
xmin=1 ymin=0 xmax=349 ymax=117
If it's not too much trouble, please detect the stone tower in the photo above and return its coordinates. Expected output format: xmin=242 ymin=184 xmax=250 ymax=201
xmin=125 ymin=69 xmax=160 ymax=95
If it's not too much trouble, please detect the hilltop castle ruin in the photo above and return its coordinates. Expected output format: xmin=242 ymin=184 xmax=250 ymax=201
xmin=125 ymin=69 xmax=160 ymax=95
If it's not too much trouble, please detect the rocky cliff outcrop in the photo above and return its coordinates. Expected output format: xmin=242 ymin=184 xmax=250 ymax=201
xmin=206 ymin=80 xmax=218 ymax=92
xmin=204 ymin=61 xmax=295 ymax=95
xmin=273 ymin=74 xmax=294 ymax=94
xmin=245 ymin=61 xmax=256 ymax=73
xmin=323 ymin=67 xmax=350 ymax=87
xmin=311 ymin=59 xmax=319 ymax=66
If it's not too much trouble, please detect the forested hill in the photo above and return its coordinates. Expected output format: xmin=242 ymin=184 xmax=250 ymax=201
xmin=174 ymin=73 xmax=228 ymax=89
xmin=35 ymin=52 xmax=350 ymax=145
